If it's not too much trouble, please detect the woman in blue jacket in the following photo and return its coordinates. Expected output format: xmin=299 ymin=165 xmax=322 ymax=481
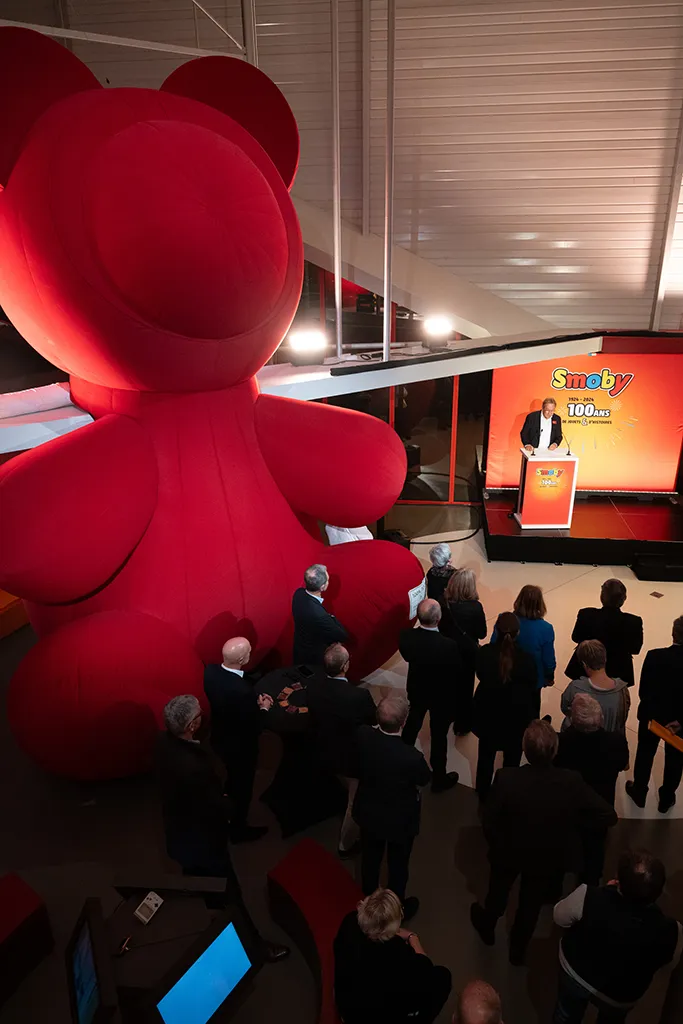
xmin=493 ymin=585 xmax=555 ymax=718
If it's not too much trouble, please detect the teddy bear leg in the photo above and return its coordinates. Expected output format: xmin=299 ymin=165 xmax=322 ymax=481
xmin=324 ymin=538 xmax=424 ymax=678
xmin=8 ymin=609 xmax=204 ymax=780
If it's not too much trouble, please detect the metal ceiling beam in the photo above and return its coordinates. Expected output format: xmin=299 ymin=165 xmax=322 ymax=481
xmin=52 ymin=0 xmax=71 ymax=50
xmin=381 ymin=0 xmax=396 ymax=361
xmin=330 ymin=0 xmax=344 ymax=358
xmin=191 ymin=1 xmax=243 ymax=53
xmin=650 ymin=101 xmax=683 ymax=329
xmin=240 ymin=0 xmax=259 ymax=66
xmin=361 ymin=0 xmax=371 ymax=236
xmin=0 ymin=18 xmax=239 ymax=59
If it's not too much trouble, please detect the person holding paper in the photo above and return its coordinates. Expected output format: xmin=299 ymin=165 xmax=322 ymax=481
xmin=521 ymin=397 xmax=563 ymax=452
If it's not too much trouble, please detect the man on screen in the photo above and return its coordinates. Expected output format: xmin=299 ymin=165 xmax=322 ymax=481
xmin=521 ymin=397 xmax=563 ymax=452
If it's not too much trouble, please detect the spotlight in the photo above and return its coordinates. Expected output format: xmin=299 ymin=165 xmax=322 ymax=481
xmin=423 ymin=315 xmax=454 ymax=339
xmin=286 ymin=327 xmax=329 ymax=366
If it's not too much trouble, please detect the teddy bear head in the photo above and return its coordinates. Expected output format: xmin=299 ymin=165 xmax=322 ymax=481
xmin=0 ymin=28 xmax=303 ymax=392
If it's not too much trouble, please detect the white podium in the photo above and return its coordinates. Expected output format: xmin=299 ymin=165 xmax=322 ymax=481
xmin=514 ymin=448 xmax=579 ymax=530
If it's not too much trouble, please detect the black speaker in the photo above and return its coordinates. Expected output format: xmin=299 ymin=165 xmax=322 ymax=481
xmin=632 ymin=551 xmax=683 ymax=582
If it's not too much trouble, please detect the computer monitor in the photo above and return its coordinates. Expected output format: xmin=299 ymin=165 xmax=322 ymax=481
xmin=153 ymin=913 xmax=260 ymax=1024
xmin=65 ymin=898 xmax=120 ymax=1024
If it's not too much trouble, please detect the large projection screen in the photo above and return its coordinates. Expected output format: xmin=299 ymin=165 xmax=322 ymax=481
xmin=486 ymin=354 xmax=683 ymax=492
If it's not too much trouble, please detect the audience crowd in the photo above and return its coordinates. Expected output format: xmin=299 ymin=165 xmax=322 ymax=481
xmin=154 ymin=554 xmax=683 ymax=1023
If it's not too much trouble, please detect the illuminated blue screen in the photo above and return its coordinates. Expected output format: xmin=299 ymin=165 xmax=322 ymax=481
xmin=156 ymin=922 xmax=251 ymax=1024
xmin=72 ymin=924 xmax=100 ymax=1024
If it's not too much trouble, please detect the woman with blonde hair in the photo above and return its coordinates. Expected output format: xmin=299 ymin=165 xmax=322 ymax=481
xmin=440 ymin=568 xmax=487 ymax=734
xmin=333 ymin=888 xmax=452 ymax=1023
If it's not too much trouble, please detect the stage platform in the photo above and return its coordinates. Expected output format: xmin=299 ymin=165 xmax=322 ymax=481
xmin=482 ymin=491 xmax=683 ymax=574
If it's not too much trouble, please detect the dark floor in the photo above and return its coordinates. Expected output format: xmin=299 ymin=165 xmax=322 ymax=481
xmin=2 ymin=620 xmax=682 ymax=1024
xmin=484 ymin=494 xmax=683 ymax=544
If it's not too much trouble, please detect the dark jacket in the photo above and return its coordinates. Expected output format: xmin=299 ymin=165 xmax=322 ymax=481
xmin=484 ymin=763 xmax=617 ymax=870
xmin=153 ymin=732 xmax=230 ymax=866
xmin=440 ymin=599 xmax=487 ymax=649
xmin=204 ymin=664 xmax=262 ymax=759
xmin=521 ymin=409 xmax=563 ymax=448
xmin=493 ymin=616 xmax=556 ymax=689
xmin=292 ymin=587 xmax=348 ymax=666
xmin=353 ymin=725 xmax=431 ymax=841
xmin=473 ymin=642 xmax=538 ymax=744
xmin=561 ymin=885 xmax=679 ymax=1005
xmin=334 ymin=911 xmax=451 ymax=1024
xmin=398 ymin=626 xmax=462 ymax=710
xmin=425 ymin=565 xmax=455 ymax=602
xmin=306 ymin=674 xmax=376 ymax=776
xmin=566 ymin=606 xmax=643 ymax=686
xmin=555 ymin=726 xmax=630 ymax=805
xmin=637 ymin=643 xmax=683 ymax=724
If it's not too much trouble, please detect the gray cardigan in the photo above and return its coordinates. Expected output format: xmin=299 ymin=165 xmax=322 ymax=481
xmin=561 ymin=676 xmax=631 ymax=733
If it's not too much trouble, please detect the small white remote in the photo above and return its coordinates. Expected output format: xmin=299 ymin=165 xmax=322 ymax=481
xmin=133 ymin=891 xmax=164 ymax=925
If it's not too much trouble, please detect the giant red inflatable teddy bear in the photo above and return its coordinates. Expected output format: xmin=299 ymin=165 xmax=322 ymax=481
xmin=0 ymin=29 xmax=423 ymax=780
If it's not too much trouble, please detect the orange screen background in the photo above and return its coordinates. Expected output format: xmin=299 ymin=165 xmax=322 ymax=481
xmin=486 ymin=354 xmax=683 ymax=491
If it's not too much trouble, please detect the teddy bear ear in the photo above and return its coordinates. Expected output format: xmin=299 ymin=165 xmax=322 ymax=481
xmin=161 ymin=56 xmax=299 ymax=191
xmin=0 ymin=27 xmax=101 ymax=187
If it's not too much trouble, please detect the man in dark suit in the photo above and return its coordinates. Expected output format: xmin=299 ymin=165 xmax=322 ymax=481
xmin=204 ymin=637 xmax=272 ymax=843
xmin=292 ymin=563 xmax=348 ymax=665
xmin=353 ymin=693 xmax=431 ymax=919
xmin=626 ymin=616 xmax=683 ymax=813
xmin=520 ymin=397 xmax=563 ymax=451
xmin=153 ymin=695 xmax=289 ymax=962
xmin=565 ymin=578 xmax=643 ymax=686
xmin=470 ymin=720 xmax=617 ymax=965
xmin=400 ymin=598 xmax=461 ymax=793
xmin=306 ymin=643 xmax=377 ymax=857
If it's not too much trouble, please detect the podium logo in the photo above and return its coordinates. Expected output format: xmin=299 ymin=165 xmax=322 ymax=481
xmin=551 ymin=367 xmax=633 ymax=398
xmin=536 ymin=467 xmax=564 ymax=487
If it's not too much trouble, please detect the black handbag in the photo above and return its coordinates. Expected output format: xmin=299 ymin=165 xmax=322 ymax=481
xmin=565 ymin=648 xmax=582 ymax=680
xmin=444 ymin=602 xmax=479 ymax=660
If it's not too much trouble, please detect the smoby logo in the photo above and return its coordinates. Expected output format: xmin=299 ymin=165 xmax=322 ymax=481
xmin=551 ymin=367 xmax=633 ymax=398
xmin=536 ymin=467 xmax=564 ymax=487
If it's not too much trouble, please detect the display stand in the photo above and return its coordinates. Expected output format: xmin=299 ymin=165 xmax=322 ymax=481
xmin=514 ymin=447 xmax=579 ymax=530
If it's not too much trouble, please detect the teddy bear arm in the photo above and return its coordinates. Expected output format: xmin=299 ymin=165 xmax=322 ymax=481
xmin=255 ymin=392 xmax=407 ymax=525
xmin=0 ymin=413 xmax=158 ymax=603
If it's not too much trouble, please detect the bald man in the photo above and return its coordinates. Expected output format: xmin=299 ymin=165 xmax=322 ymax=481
xmin=399 ymin=599 xmax=462 ymax=792
xmin=204 ymin=637 xmax=273 ymax=843
xmin=455 ymin=981 xmax=503 ymax=1024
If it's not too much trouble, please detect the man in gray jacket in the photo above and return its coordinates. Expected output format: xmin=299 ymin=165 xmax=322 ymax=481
xmin=561 ymin=640 xmax=630 ymax=734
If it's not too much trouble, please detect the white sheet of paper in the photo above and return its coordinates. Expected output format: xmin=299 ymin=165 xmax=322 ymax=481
xmin=408 ymin=578 xmax=427 ymax=619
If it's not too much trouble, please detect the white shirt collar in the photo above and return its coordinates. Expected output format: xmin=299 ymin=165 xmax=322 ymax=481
xmin=419 ymin=624 xmax=440 ymax=632
xmin=539 ymin=410 xmax=552 ymax=447
xmin=307 ymin=591 xmax=324 ymax=603
xmin=329 ymin=675 xmax=348 ymax=681
xmin=221 ymin=665 xmax=244 ymax=677
xmin=377 ymin=726 xmax=401 ymax=737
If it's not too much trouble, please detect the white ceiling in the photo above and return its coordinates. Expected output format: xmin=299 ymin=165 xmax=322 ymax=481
xmin=6 ymin=0 xmax=683 ymax=331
